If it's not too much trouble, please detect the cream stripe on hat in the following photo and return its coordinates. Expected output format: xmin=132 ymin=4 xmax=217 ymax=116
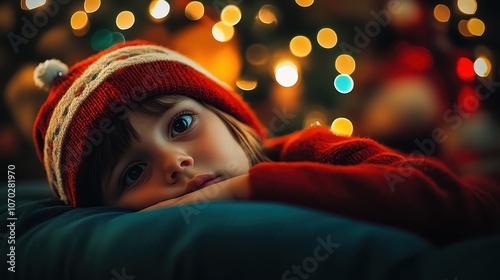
xmin=44 ymin=45 xmax=228 ymax=202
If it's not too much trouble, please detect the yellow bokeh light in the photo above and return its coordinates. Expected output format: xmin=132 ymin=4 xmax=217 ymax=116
xmin=304 ymin=110 xmax=327 ymax=128
xmin=185 ymin=1 xmax=204 ymax=21
xmin=221 ymin=5 xmax=241 ymax=26
xmin=317 ymin=28 xmax=337 ymax=49
xmin=84 ymin=0 xmax=100 ymax=13
xmin=236 ymin=79 xmax=258 ymax=91
xmin=467 ymin=17 xmax=485 ymax=36
xmin=258 ymin=5 xmax=277 ymax=24
xmin=335 ymin=54 xmax=356 ymax=75
xmin=116 ymin=11 xmax=135 ymax=30
xmin=295 ymin=0 xmax=314 ymax=8
xmin=433 ymin=4 xmax=450 ymax=22
xmin=474 ymin=57 xmax=491 ymax=77
xmin=212 ymin=21 xmax=234 ymax=42
xmin=289 ymin=35 xmax=312 ymax=57
xmin=275 ymin=61 xmax=298 ymax=88
xmin=331 ymin=117 xmax=353 ymax=137
xmin=149 ymin=0 xmax=170 ymax=20
xmin=458 ymin=19 xmax=473 ymax=37
xmin=246 ymin=44 xmax=269 ymax=65
xmin=457 ymin=0 xmax=477 ymax=15
xmin=71 ymin=11 xmax=88 ymax=30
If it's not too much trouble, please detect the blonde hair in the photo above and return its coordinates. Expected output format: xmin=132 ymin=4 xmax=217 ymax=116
xmin=205 ymin=103 xmax=270 ymax=166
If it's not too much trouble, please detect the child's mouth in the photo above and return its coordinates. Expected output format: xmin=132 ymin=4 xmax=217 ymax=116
xmin=186 ymin=174 xmax=222 ymax=193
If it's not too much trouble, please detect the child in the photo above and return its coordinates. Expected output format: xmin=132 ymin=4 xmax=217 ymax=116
xmin=33 ymin=40 xmax=500 ymax=245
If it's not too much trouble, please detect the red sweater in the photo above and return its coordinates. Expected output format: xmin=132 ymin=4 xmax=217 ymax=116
xmin=248 ymin=126 xmax=500 ymax=245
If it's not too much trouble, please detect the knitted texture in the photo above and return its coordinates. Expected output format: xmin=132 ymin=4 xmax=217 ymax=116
xmin=250 ymin=126 xmax=500 ymax=245
xmin=33 ymin=40 xmax=265 ymax=206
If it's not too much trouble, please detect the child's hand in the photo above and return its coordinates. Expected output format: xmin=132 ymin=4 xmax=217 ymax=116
xmin=141 ymin=174 xmax=250 ymax=211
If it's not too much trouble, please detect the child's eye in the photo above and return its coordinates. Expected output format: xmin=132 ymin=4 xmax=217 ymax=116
xmin=171 ymin=113 xmax=193 ymax=137
xmin=120 ymin=163 xmax=147 ymax=188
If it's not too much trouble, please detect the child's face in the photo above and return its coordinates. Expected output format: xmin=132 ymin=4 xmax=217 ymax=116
xmin=102 ymin=96 xmax=251 ymax=210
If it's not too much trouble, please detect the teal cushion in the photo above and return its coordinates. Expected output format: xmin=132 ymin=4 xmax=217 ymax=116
xmin=1 ymin=181 xmax=499 ymax=279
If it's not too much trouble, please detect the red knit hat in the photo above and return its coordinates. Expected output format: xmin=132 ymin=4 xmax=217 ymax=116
xmin=33 ymin=40 xmax=265 ymax=206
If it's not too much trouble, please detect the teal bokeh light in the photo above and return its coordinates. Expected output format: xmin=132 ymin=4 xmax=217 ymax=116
xmin=112 ymin=32 xmax=126 ymax=44
xmin=91 ymin=29 xmax=113 ymax=51
xmin=334 ymin=74 xmax=354 ymax=94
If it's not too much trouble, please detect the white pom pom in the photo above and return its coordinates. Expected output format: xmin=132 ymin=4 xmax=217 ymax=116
xmin=34 ymin=59 xmax=68 ymax=91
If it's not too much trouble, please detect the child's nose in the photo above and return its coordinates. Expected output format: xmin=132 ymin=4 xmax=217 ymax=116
xmin=163 ymin=153 xmax=194 ymax=184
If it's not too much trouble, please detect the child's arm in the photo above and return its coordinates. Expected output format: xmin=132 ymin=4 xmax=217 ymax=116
xmin=248 ymin=161 xmax=500 ymax=244
xmin=141 ymin=174 xmax=250 ymax=211
xmin=249 ymin=126 xmax=500 ymax=245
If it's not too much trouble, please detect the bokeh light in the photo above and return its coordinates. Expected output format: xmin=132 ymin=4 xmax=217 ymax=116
xmin=391 ymin=0 xmax=422 ymax=27
xmin=236 ymin=79 xmax=258 ymax=91
xmin=295 ymin=0 xmax=314 ymax=8
xmin=457 ymin=0 xmax=477 ymax=15
xmin=456 ymin=57 xmax=475 ymax=82
xmin=116 ymin=11 xmax=135 ymax=30
xmin=458 ymin=86 xmax=479 ymax=113
xmin=221 ymin=5 xmax=241 ymax=26
xmin=303 ymin=110 xmax=327 ymax=128
xmin=21 ymin=0 xmax=46 ymax=10
xmin=84 ymin=0 xmax=101 ymax=13
xmin=112 ymin=32 xmax=125 ymax=45
xmin=433 ymin=4 xmax=450 ymax=22
xmin=149 ymin=0 xmax=170 ymax=20
xmin=335 ymin=54 xmax=356 ymax=75
xmin=212 ymin=21 xmax=234 ymax=42
xmin=458 ymin=19 xmax=473 ymax=37
xmin=334 ymin=74 xmax=354 ymax=94
xmin=398 ymin=45 xmax=433 ymax=71
xmin=185 ymin=1 xmax=204 ymax=21
xmin=474 ymin=57 xmax=491 ymax=77
xmin=91 ymin=29 xmax=113 ymax=51
xmin=246 ymin=44 xmax=269 ymax=65
xmin=258 ymin=5 xmax=278 ymax=24
xmin=275 ymin=62 xmax=299 ymax=87
xmin=289 ymin=35 xmax=312 ymax=57
xmin=317 ymin=28 xmax=337 ymax=49
xmin=467 ymin=18 xmax=485 ymax=36
xmin=331 ymin=117 xmax=354 ymax=136
xmin=0 ymin=5 xmax=16 ymax=32
xmin=71 ymin=11 xmax=89 ymax=31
